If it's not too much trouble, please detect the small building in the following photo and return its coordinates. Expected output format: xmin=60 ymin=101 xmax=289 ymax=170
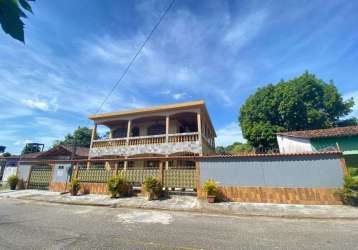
xmin=87 ymin=100 xmax=216 ymax=168
xmin=277 ymin=126 xmax=358 ymax=168
xmin=17 ymin=145 xmax=89 ymax=189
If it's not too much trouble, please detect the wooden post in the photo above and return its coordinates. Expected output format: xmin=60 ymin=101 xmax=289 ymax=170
xmin=195 ymin=161 xmax=200 ymax=194
xmin=124 ymin=157 xmax=128 ymax=170
xmin=159 ymin=161 xmax=164 ymax=184
xmin=114 ymin=162 xmax=119 ymax=175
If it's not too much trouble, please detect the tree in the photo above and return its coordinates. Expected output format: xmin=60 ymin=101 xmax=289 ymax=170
xmin=239 ymin=71 xmax=355 ymax=150
xmin=0 ymin=0 xmax=34 ymax=43
xmin=2 ymin=152 xmax=11 ymax=157
xmin=54 ymin=127 xmax=93 ymax=148
xmin=21 ymin=143 xmax=43 ymax=154
xmin=216 ymin=142 xmax=253 ymax=154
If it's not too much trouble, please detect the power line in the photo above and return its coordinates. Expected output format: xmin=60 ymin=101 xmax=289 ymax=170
xmin=95 ymin=0 xmax=176 ymax=114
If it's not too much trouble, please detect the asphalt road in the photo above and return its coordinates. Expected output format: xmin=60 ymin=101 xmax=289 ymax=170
xmin=0 ymin=199 xmax=357 ymax=250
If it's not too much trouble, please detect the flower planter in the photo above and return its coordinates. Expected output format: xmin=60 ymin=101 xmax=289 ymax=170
xmin=207 ymin=195 xmax=216 ymax=203
xmin=146 ymin=190 xmax=159 ymax=201
xmin=70 ymin=190 xmax=79 ymax=196
xmin=10 ymin=184 xmax=17 ymax=190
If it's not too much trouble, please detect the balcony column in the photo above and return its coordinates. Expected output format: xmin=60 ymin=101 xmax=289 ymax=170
xmin=165 ymin=115 xmax=170 ymax=169
xmin=90 ymin=123 xmax=97 ymax=149
xmin=197 ymin=112 xmax=203 ymax=156
xmin=126 ymin=119 xmax=132 ymax=146
xmin=165 ymin=115 xmax=170 ymax=142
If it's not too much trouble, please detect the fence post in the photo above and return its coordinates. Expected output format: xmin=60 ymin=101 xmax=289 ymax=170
xmin=114 ymin=161 xmax=119 ymax=175
xmin=195 ymin=161 xmax=200 ymax=193
xmin=339 ymin=156 xmax=349 ymax=176
xmin=159 ymin=161 xmax=164 ymax=185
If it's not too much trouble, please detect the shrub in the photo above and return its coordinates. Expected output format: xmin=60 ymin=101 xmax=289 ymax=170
xmin=107 ymin=175 xmax=132 ymax=198
xmin=338 ymin=176 xmax=358 ymax=206
xmin=69 ymin=177 xmax=80 ymax=196
xmin=203 ymin=179 xmax=219 ymax=196
xmin=143 ymin=176 xmax=162 ymax=200
xmin=348 ymin=167 xmax=358 ymax=177
xmin=7 ymin=175 xmax=19 ymax=190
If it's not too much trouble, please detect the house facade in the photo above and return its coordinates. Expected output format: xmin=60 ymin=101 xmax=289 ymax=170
xmin=277 ymin=126 xmax=358 ymax=168
xmin=88 ymin=100 xmax=216 ymax=160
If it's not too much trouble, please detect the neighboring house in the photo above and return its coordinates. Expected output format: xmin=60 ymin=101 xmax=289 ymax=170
xmin=17 ymin=145 xmax=89 ymax=188
xmin=19 ymin=144 xmax=89 ymax=162
xmin=277 ymin=126 xmax=358 ymax=168
xmin=88 ymin=100 xmax=216 ymax=167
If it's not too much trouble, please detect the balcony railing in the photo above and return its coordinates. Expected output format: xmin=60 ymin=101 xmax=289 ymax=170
xmin=129 ymin=134 xmax=166 ymax=145
xmin=91 ymin=132 xmax=199 ymax=149
xmin=92 ymin=138 xmax=127 ymax=148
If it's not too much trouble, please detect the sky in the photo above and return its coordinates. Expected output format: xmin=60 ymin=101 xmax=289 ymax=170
xmin=1 ymin=0 xmax=358 ymax=154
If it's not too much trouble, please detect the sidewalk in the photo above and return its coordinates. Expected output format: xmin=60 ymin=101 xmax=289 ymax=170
xmin=1 ymin=189 xmax=357 ymax=219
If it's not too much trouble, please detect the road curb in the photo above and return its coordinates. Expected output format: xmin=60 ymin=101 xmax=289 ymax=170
xmin=7 ymin=196 xmax=358 ymax=220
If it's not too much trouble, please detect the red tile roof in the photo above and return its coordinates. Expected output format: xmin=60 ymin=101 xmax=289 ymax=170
xmin=277 ymin=126 xmax=358 ymax=139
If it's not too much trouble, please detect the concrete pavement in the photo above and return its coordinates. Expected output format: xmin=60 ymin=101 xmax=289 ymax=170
xmin=0 ymin=199 xmax=357 ymax=249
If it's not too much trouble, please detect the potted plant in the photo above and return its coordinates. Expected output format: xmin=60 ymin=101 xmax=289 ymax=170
xmin=69 ymin=177 xmax=80 ymax=196
xmin=107 ymin=175 xmax=131 ymax=198
xmin=143 ymin=176 xmax=162 ymax=201
xmin=203 ymin=179 xmax=219 ymax=203
xmin=7 ymin=175 xmax=19 ymax=190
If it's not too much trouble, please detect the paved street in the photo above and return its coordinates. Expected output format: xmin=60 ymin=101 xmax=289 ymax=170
xmin=0 ymin=199 xmax=357 ymax=250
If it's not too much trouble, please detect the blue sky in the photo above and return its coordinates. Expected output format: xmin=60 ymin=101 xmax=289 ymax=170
xmin=1 ymin=0 xmax=358 ymax=154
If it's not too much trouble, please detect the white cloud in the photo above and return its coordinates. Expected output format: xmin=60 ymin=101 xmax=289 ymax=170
xmin=216 ymin=122 xmax=245 ymax=146
xmin=14 ymin=139 xmax=33 ymax=146
xmin=21 ymin=98 xmax=56 ymax=111
xmin=223 ymin=9 xmax=269 ymax=50
xmin=173 ymin=92 xmax=187 ymax=100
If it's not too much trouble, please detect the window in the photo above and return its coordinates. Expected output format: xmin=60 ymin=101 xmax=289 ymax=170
xmin=113 ymin=128 xmax=127 ymax=138
xmin=131 ymin=127 xmax=140 ymax=137
xmin=147 ymin=123 xmax=165 ymax=135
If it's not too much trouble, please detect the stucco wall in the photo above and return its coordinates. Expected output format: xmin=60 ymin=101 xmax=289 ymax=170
xmin=2 ymin=167 xmax=17 ymax=183
xmin=52 ymin=163 xmax=71 ymax=183
xmin=18 ymin=165 xmax=31 ymax=182
xmin=200 ymin=155 xmax=344 ymax=188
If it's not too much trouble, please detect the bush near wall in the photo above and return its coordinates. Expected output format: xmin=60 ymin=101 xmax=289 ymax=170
xmin=348 ymin=167 xmax=358 ymax=177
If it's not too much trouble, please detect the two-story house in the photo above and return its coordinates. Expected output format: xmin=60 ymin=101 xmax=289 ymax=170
xmin=88 ymin=100 xmax=216 ymax=168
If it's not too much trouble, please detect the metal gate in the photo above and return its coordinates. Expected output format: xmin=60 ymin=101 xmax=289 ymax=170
xmin=28 ymin=166 xmax=52 ymax=190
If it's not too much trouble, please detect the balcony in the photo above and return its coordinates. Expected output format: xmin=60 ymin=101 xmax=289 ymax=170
xmin=89 ymin=132 xmax=203 ymax=158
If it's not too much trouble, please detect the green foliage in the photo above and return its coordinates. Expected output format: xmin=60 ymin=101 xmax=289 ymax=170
xmin=348 ymin=168 xmax=358 ymax=177
xmin=2 ymin=152 xmax=11 ymax=157
xmin=143 ymin=176 xmax=162 ymax=198
xmin=338 ymin=176 xmax=358 ymax=206
xmin=69 ymin=177 xmax=80 ymax=196
xmin=203 ymin=179 xmax=219 ymax=196
xmin=54 ymin=127 xmax=93 ymax=148
xmin=240 ymin=72 xmax=355 ymax=150
xmin=107 ymin=175 xmax=132 ymax=198
xmin=7 ymin=175 xmax=19 ymax=188
xmin=216 ymin=142 xmax=253 ymax=154
xmin=21 ymin=143 xmax=42 ymax=155
xmin=0 ymin=0 xmax=34 ymax=43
